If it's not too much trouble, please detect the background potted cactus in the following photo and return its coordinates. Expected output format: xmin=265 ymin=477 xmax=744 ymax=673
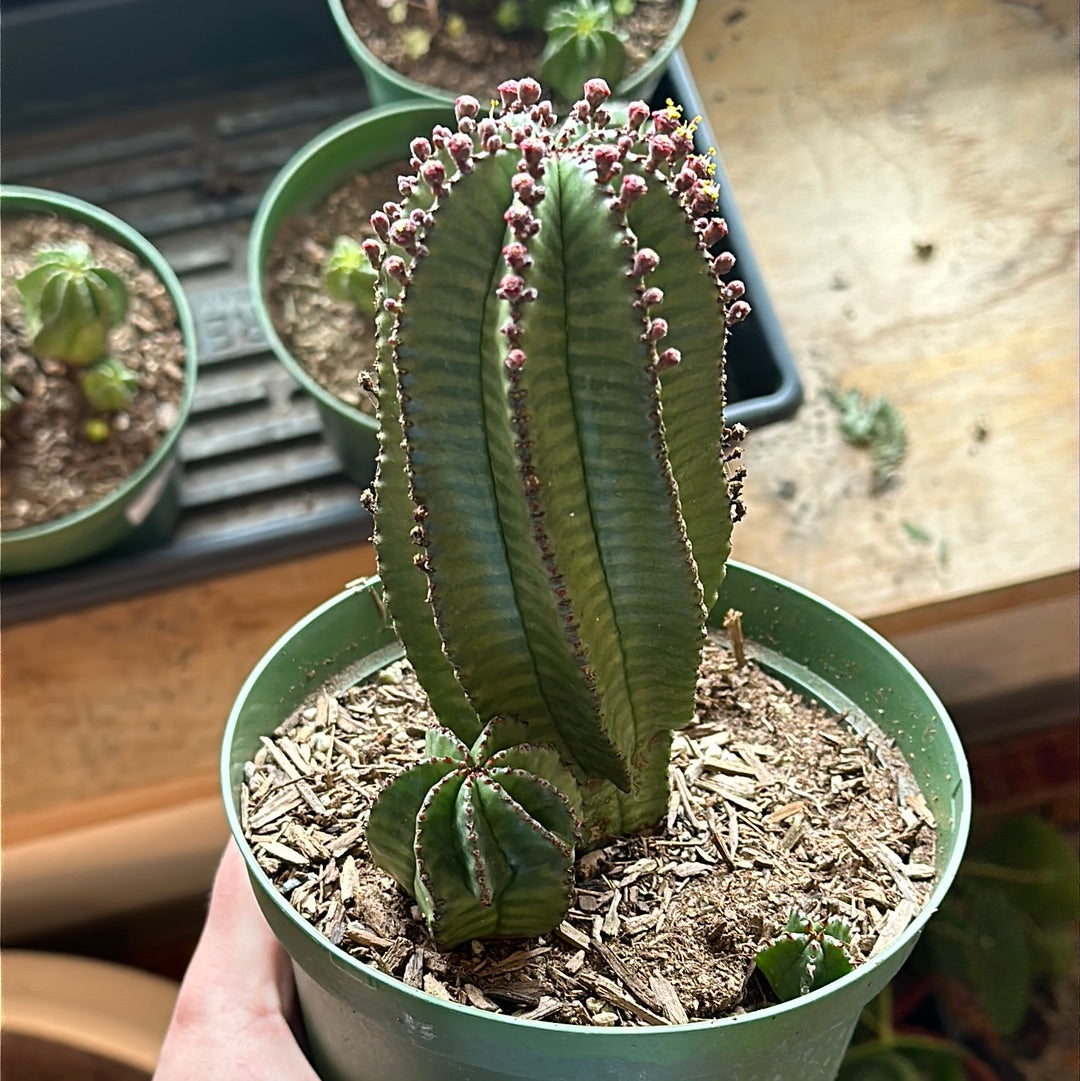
xmin=223 ymin=78 xmax=970 ymax=1080
xmin=0 ymin=186 xmax=197 ymax=575
xmin=327 ymin=0 xmax=697 ymax=108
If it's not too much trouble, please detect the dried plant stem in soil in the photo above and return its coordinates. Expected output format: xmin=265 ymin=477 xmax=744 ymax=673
xmin=242 ymin=635 xmax=937 ymax=1027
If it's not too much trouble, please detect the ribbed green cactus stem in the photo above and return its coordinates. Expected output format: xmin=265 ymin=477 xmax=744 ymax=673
xmin=368 ymin=76 xmax=748 ymax=848
xmin=366 ymin=715 xmax=581 ymax=949
xmin=15 ymin=241 xmax=129 ymax=366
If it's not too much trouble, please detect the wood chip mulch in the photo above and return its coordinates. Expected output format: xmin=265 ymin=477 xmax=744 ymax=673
xmin=242 ymin=631 xmax=937 ymax=1027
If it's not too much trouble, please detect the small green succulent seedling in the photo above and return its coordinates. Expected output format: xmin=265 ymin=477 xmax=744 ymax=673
xmin=15 ymin=240 xmax=139 ymax=428
xmin=361 ymin=76 xmax=748 ymax=948
xmin=79 ymin=355 xmax=139 ymax=412
xmin=323 ymin=236 xmax=379 ymax=316
xmin=539 ymin=0 xmax=629 ymax=104
xmin=756 ymin=911 xmax=855 ymax=1001
xmin=16 ymin=241 xmax=128 ymax=367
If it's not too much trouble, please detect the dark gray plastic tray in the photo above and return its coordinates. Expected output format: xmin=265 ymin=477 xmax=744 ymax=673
xmin=1 ymin=2 xmax=801 ymax=623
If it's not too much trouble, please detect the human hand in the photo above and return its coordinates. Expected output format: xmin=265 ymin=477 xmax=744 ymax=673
xmin=154 ymin=841 xmax=319 ymax=1081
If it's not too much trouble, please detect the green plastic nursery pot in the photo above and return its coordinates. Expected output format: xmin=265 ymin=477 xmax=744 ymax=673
xmin=222 ymin=562 xmax=971 ymax=1081
xmin=0 ymin=186 xmax=198 ymax=576
xmin=249 ymin=102 xmax=454 ymax=488
xmin=326 ymin=0 xmax=699 ymax=108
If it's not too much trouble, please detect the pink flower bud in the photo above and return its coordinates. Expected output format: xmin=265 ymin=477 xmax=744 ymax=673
xmin=593 ymin=145 xmax=622 ymax=184
xmin=630 ymin=248 xmax=660 ymax=276
xmin=420 ymin=160 xmax=446 ymax=191
xmin=455 ymin=95 xmax=480 ymax=120
xmin=583 ymin=79 xmax=611 ymax=108
xmin=370 ymin=211 xmax=391 ymax=241
xmin=674 ymin=167 xmax=697 ymax=192
xmin=497 ymin=80 xmax=520 ymax=108
xmin=502 ymin=241 xmax=532 ymax=271
xmin=690 ymin=185 xmax=719 ymax=217
xmin=519 ymin=136 xmax=546 ymax=173
xmin=361 ymin=239 xmax=383 ymax=268
xmin=431 ymin=125 xmax=453 ymax=149
xmin=724 ymin=280 xmax=746 ymax=301
xmin=640 ymin=286 xmax=664 ymax=308
xmin=518 ymin=78 xmax=542 ymax=106
xmin=496 ymin=274 xmax=526 ymax=300
xmin=701 ymin=218 xmax=729 ymax=246
xmin=644 ymin=318 xmax=669 ymax=342
xmin=410 ymin=137 xmax=432 ymax=162
xmin=656 ymin=347 xmax=682 ymax=370
xmin=726 ymin=300 xmax=751 ymax=325
xmin=446 ymin=133 xmax=473 ymax=167
xmin=619 ymin=174 xmax=647 ymax=204
xmin=504 ymin=205 xmax=540 ymax=238
xmin=383 ymin=256 xmax=408 ymax=284
xmin=627 ymin=100 xmax=651 ymax=131
xmin=651 ymin=108 xmax=678 ymax=134
xmin=712 ymin=251 xmax=736 ymax=275
xmin=505 ymin=348 xmax=527 ymax=372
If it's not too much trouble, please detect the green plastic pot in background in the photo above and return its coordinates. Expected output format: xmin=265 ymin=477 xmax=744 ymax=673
xmin=222 ymin=562 xmax=971 ymax=1081
xmin=248 ymin=102 xmax=454 ymax=488
xmin=326 ymin=0 xmax=699 ymax=108
xmin=0 ymin=186 xmax=198 ymax=576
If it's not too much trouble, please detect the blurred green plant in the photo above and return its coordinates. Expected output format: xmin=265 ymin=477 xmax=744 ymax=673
xmin=827 ymin=385 xmax=907 ymax=493
xmin=840 ymin=814 xmax=1079 ymax=1080
xmin=921 ymin=814 xmax=1079 ymax=1037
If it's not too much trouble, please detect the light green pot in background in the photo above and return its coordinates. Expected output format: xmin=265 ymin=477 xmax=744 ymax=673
xmin=325 ymin=0 xmax=699 ymax=108
xmin=0 ymin=186 xmax=198 ymax=576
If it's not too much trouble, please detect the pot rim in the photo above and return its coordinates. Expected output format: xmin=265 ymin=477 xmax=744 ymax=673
xmin=221 ymin=559 xmax=972 ymax=1037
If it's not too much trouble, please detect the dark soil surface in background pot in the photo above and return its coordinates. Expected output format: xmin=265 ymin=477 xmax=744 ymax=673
xmin=344 ymin=0 xmax=683 ymax=102
xmin=242 ymin=633 xmax=937 ymax=1027
xmin=1 ymin=216 xmax=186 ymax=532
xmin=265 ymin=161 xmax=405 ymax=412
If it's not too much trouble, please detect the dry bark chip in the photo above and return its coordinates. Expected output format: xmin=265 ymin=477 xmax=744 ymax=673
xmin=241 ymin=640 xmax=937 ymax=1027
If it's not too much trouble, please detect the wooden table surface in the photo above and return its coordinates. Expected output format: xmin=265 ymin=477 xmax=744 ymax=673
xmin=4 ymin=0 xmax=1077 ymax=937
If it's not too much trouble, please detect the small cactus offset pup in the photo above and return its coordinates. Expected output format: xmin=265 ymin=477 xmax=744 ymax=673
xmin=754 ymin=912 xmax=855 ymax=1001
xmin=363 ymin=76 xmax=749 ymax=948
xmin=323 ymin=235 xmax=380 ymax=316
xmin=15 ymin=240 xmax=139 ymax=427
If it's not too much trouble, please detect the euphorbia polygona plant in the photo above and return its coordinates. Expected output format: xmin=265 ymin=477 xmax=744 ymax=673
xmin=363 ymin=77 xmax=749 ymax=948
